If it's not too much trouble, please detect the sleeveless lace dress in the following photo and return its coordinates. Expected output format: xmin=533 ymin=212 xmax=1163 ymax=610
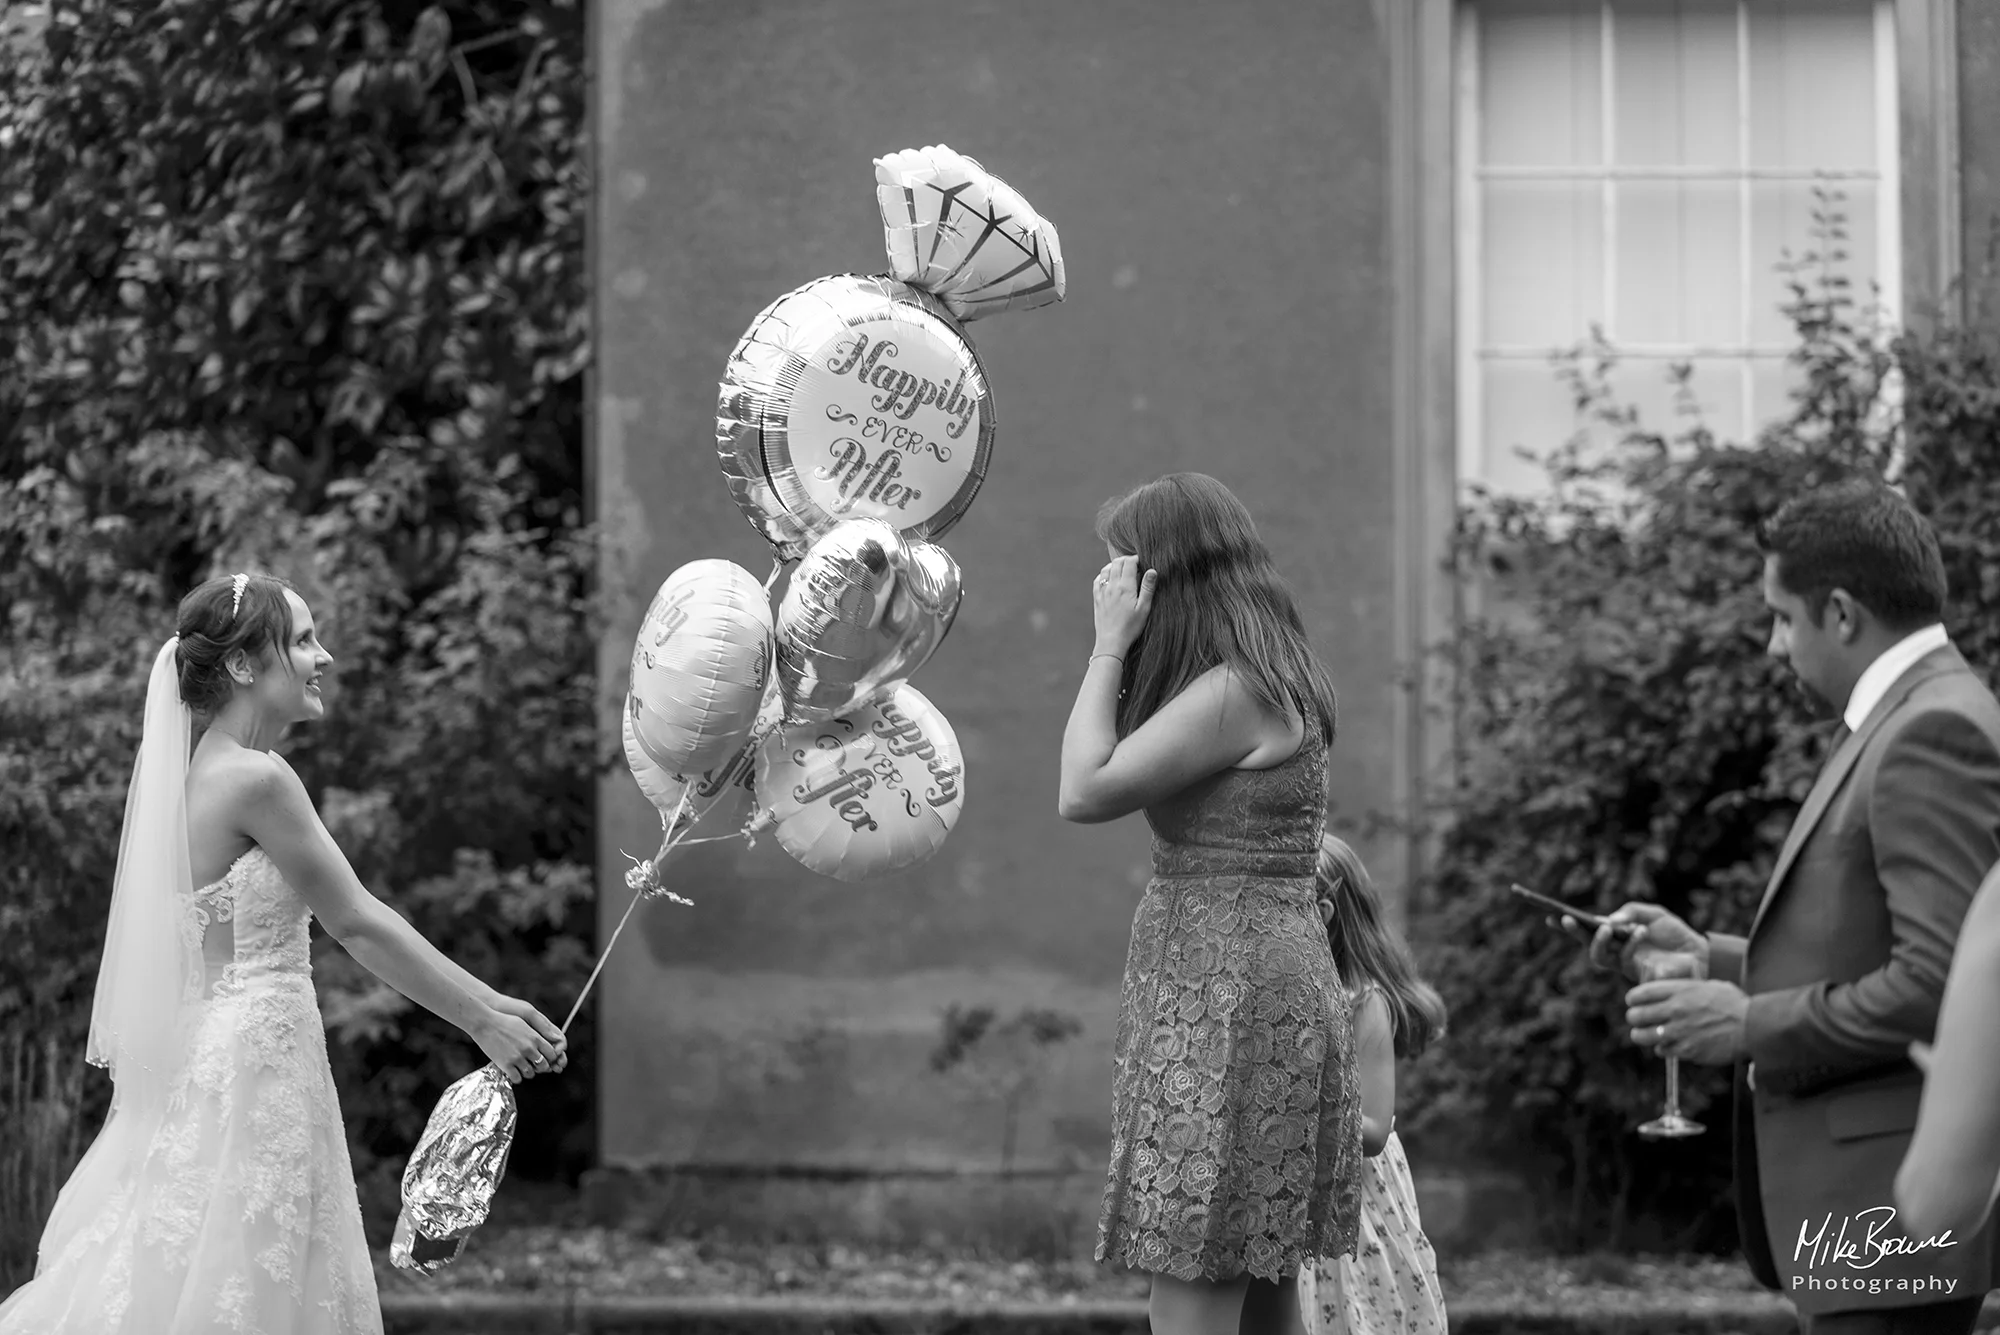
xmin=0 ymin=848 xmax=382 ymax=1334
xmin=1096 ymin=711 xmax=1365 ymax=1282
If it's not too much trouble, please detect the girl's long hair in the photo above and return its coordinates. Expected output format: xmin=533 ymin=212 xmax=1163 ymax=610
xmin=1317 ymin=834 xmax=1447 ymax=1060
xmin=1095 ymin=473 xmax=1337 ymax=741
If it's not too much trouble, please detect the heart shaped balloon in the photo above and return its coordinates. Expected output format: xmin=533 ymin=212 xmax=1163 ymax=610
xmin=775 ymin=518 xmax=962 ymax=724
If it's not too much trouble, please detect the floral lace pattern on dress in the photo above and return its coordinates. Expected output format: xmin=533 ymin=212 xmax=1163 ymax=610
xmin=1096 ymin=711 xmax=1365 ymax=1283
xmin=0 ymin=848 xmax=382 ymax=1335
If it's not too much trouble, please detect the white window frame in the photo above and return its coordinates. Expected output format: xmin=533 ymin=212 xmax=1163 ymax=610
xmin=1453 ymin=0 xmax=1904 ymax=488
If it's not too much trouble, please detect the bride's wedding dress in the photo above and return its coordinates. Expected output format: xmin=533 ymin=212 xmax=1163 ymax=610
xmin=0 ymin=846 xmax=381 ymax=1333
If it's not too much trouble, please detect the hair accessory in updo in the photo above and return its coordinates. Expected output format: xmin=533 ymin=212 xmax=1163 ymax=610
xmin=230 ymin=572 xmax=249 ymax=619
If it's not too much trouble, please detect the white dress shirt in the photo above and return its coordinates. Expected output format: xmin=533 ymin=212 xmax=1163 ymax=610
xmin=1842 ymin=623 xmax=1950 ymax=731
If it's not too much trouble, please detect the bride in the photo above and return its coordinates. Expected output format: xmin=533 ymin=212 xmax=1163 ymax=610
xmin=0 ymin=572 xmax=569 ymax=1334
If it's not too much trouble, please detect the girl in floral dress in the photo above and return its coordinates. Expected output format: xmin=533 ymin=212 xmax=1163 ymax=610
xmin=1300 ymin=835 xmax=1449 ymax=1335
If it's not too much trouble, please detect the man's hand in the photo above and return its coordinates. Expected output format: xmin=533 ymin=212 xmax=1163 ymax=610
xmin=1625 ymin=977 xmax=1749 ymax=1066
xmin=1559 ymin=902 xmax=1709 ymax=983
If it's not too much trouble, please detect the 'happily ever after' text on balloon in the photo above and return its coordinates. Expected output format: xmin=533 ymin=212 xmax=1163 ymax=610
xmin=751 ymin=683 xmax=964 ymax=882
xmin=627 ymin=559 xmax=773 ymax=776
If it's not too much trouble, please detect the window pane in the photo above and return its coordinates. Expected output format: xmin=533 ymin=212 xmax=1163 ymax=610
xmin=1483 ymin=181 xmax=1605 ymax=346
xmin=1749 ymin=355 xmax=1805 ymax=434
xmin=1482 ymin=0 xmax=1603 ymax=167
xmin=1607 ymin=356 xmax=1749 ymax=444
xmin=1748 ymin=0 xmax=1876 ymax=170
xmin=1749 ymin=179 xmax=1880 ymax=345
xmin=1482 ymin=356 xmax=1751 ymax=484
xmin=1612 ymin=0 xmax=1739 ymax=168
xmin=1480 ymin=359 xmax=1585 ymax=491
xmin=1615 ymin=181 xmax=1740 ymax=344
xmin=1465 ymin=0 xmax=1891 ymax=493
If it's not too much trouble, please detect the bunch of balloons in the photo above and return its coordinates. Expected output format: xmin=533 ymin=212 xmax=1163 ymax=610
xmin=394 ymin=145 xmax=1065 ymax=1282
xmin=621 ymin=144 xmax=1065 ymax=887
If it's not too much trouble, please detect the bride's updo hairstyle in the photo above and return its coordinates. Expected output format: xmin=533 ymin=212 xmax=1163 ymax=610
xmin=174 ymin=573 xmax=299 ymax=714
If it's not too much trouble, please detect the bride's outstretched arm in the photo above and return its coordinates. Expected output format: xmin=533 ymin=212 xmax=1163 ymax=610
xmin=238 ymin=752 xmax=566 ymax=1083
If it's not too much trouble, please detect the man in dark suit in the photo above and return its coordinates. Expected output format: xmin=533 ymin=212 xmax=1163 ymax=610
xmin=1588 ymin=481 xmax=2000 ymax=1335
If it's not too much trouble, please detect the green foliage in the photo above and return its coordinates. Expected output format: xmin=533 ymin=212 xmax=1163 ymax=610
xmin=1401 ymin=211 xmax=2000 ymax=1252
xmin=0 ymin=0 xmax=594 ymax=1268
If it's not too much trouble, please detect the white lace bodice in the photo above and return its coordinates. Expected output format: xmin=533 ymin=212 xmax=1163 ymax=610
xmin=184 ymin=847 xmax=315 ymax=1000
xmin=0 ymin=845 xmax=380 ymax=1334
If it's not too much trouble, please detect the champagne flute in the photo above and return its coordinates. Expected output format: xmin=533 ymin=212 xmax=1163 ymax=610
xmin=1636 ymin=951 xmax=1705 ymax=1140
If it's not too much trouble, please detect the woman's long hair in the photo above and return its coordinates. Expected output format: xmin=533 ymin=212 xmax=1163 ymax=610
xmin=1317 ymin=834 xmax=1447 ymax=1060
xmin=1095 ymin=472 xmax=1337 ymax=741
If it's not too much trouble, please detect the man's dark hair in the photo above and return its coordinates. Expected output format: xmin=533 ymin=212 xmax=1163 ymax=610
xmin=1758 ymin=481 xmax=1947 ymax=631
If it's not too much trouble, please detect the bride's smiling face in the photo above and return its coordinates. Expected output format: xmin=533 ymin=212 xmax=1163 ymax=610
xmin=237 ymin=591 xmax=334 ymax=723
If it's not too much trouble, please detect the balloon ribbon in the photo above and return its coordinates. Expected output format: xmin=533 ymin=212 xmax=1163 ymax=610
xmin=558 ymin=786 xmax=694 ymax=1035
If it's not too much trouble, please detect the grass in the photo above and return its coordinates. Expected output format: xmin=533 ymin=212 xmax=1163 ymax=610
xmin=373 ymin=1185 xmax=1778 ymax=1310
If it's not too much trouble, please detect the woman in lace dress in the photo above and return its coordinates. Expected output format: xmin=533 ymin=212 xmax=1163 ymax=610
xmin=1298 ymin=835 xmax=1448 ymax=1335
xmin=1059 ymin=474 xmax=1365 ymax=1335
xmin=0 ymin=573 xmax=567 ymax=1335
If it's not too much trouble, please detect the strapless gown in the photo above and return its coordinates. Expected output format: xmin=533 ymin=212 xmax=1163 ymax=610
xmin=0 ymin=847 xmax=381 ymax=1333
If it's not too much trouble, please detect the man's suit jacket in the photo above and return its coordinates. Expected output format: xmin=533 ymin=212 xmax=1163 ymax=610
xmin=1708 ymin=644 xmax=2000 ymax=1315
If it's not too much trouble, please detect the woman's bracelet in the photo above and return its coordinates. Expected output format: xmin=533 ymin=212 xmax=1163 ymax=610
xmin=1089 ymin=652 xmax=1123 ymax=667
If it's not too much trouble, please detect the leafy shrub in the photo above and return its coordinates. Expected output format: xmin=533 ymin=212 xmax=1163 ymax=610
xmin=0 ymin=0 xmax=594 ymax=1274
xmin=1402 ymin=219 xmax=2000 ymax=1252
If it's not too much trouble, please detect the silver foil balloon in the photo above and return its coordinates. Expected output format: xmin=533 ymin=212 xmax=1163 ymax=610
xmin=750 ymin=683 xmax=966 ymax=883
xmin=716 ymin=274 xmax=997 ymax=562
xmin=390 ymin=1064 xmax=516 ymax=1276
xmin=874 ymin=145 xmax=1067 ymax=323
xmin=627 ymin=559 xmax=774 ymax=777
xmin=775 ymin=517 xmax=962 ymax=724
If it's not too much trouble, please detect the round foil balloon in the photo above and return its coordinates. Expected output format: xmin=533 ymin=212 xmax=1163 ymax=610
xmin=628 ymin=559 xmax=774 ymax=775
xmin=716 ymin=274 xmax=997 ymax=561
xmin=625 ymin=681 xmax=780 ymax=841
xmin=622 ymin=695 xmax=684 ymax=816
xmin=776 ymin=517 xmax=962 ymax=724
xmin=751 ymin=684 xmax=965 ymax=883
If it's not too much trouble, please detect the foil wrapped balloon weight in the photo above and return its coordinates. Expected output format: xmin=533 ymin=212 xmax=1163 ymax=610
xmin=391 ymin=1064 xmax=517 ymax=1275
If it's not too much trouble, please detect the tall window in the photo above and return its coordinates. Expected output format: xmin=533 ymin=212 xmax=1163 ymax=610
xmin=1457 ymin=0 xmax=1899 ymax=493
